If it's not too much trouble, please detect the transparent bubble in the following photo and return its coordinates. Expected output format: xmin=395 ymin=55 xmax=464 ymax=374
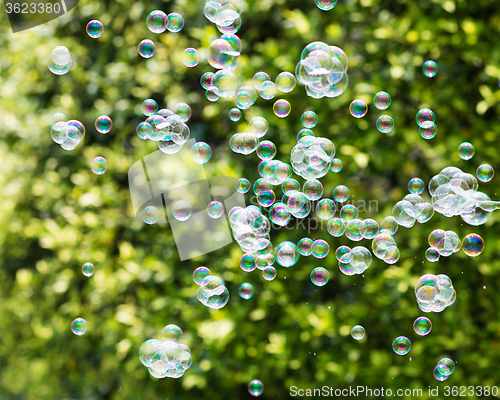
xmin=373 ymin=91 xmax=391 ymax=110
xmin=207 ymin=36 xmax=240 ymax=70
xmin=82 ymin=262 xmax=95 ymax=277
xmin=248 ymin=379 xmax=264 ymax=397
xmin=86 ymin=20 xmax=104 ymax=38
xmin=333 ymin=185 xmax=350 ymax=202
xmin=48 ymin=46 xmax=72 ymax=75
xmin=458 ymin=142 xmax=474 ymax=160
xmin=91 ymin=156 xmax=108 ymax=175
xmin=310 ymin=267 xmax=329 ymax=286
xmin=253 ymin=178 xmax=271 ymax=195
xmin=193 ymin=266 xmax=211 ymax=285
xmin=376 ymin=115 xmax=394 ymax=133
xmin=95 ymin=115 xmax=112 ymax=134
xmin=259 ymin=81 xmax=277 ymax=100
xmin=408 ymin=177 xmax=424 ymax=194
xmin=275 ymin=241 xmax=300 ymax=267
xmin=255 ymin=140 xmax=276 ymax=161
xmin=207 ymin=201 xmax=224 ymax=219
xmin=413 ymin=317 xmax=432 ymax=336
xmin=238 ymin=282 xmax=254 ymax=300
xmin=419 ymin=121 xmax=437 ymax=139
xmin=142 ymin=206 xmax=159 ymax=224
xmin=462 ymin=233 xmax=484 ymax=257
xmin=362 ymin=219 xmax=379 ymax=239
xmin=236 ymin=178 xmax=250 ymax=193
xmin=174 ymin=103 xmax=191 ymax=122
xmin=253 ymin=72 xmax=271 ymax=91
xmin=214 ymin=69 xmax=238 ymax=97
xmin=257 ymin=190 xmax=276 ymax=207
xmin=335 ymin=246 xmax=352 ymax=263
xmin=191 ymin=142 xmax=212 ymax=164
xmin=273 ymin=99 xmax=291 ymax=118
xmin=236 ymin=86 xmax=257 ymax=109
xmin=172 ymin=200 xmax=193 ymax=222
xmin=315 ymin=198 xmax=336 ymax=220
xmin=330 ymin=158 xmax=343 ymax=173
xmin=206 ymin=90 xmax=219 ymax=102
xmin=315 ymin=0 xmax=337 ymax=10
xmin=248 ymin=116 xmax=269 ymax=138
xmin=204 ymin=0 xmax=244 ymax=27
xmin=229 ymin=107 xmax=242 ymax=122
xmin=303 ymin=179 xmax=323 ymax=201
xmin=269 ymin=202 xmax=291 ymax=226
xmin=147 ymin=10 xmax=167 ymax=33
xmin=312 ymin=239 xmax=329 ymax=259
xmin=436 ymin=358 xmax=455 ymax=376
xmin=138 ymin=39 xmax=156 ymax=58
xmin=262 ymin=266 xmax=277 ymax=281
xmin=160 ymin=324 xmax=183 ymax=343
xmin=392 ymin=336 xmax=411 ymax=355
xmin=50 ymin=113 xmax=67 ymax=129
xmin=422 ymin=60 xmax=438 ymax=78
xmin=476 ymin=164 xmax=494 ymax=182
xmin=217 ymin=15 xmax=241 ymax=34
xmin=71 ymin=318 xmax=88 ymax=335
xmin=141 ymin=99 xmax=158 ymax=116
xmin=345 ymin=219 xmax=364 ymax=241
xmin=349 ymin=100 xmax=367 ymax=118
xmin=301 ymin=111 xmax=318 ymax=128
xmin=239 ymin=253 xmax=256 ymax=272
xmin=297 ymin=238 xmax=313 ymax=256
xmin=201 ymin=72 xmax=217 ymax=90
xmin=327 ymin=218 xmax=345 ymax=237
xmin=166 ymin=12 xmax=184 ymax=32
xmin=275 ymin=71 xmax=296 ymax=92
xmin=425 ymin=247 xmax=440 ymax=262
xmin=416 ymin=108 xmax=435 ymax=127
xmin=286 ymin=191 xmax=311 ymax=219
xmin=351 ymin=325 xmax=365 ymax=340
xmin=182 ymin=48 xmax=200 ymax=67
xmin=433 ymin=366 xmax=449 ymax=382
xmin=281 ymin=179 xmax=299 ymax=195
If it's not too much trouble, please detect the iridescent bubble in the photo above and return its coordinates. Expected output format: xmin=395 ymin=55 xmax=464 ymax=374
xmin=182 ymin=48 xmax=200 ymax=67
xmin=206 ymin=90 xmax=219 ymax=102
xmin=392 ymin=336 xmax=411 ymax=355
xmin=422 ymin=60 xmax=438 ymax=78
xmin=166 ymin=12 xmax=184 ymax=32
xmin=262 ymin=266 xmax=277 ymax=281
xmin=160 ymin=324 xmax=183 ymax=343
xmin=207 ymin=201 xmax=224 ymax=219
xmin=333 ymin=185 xmax=350 ymax=203
xmin=229 ymin=107 xmax=242 ymax=122
xmin=253 ymin=72 xmax=271 ymax=91
xmin=238 ymin=282 xmax=254 ymax=300
xmin=458 ymin=142 xmax=475 ymax=160
xmin=91 ymin=156 xmax=108 ymax=175
xmin=312 ymin=240 xmax=329 ymax=259
xmin=419 ymin=121 xmax=437 ymax=139
xmin=48 ymin=45 xmax=72 ymax=75
xmin=240 ymin=253 xmax=257 ymax=272
xmin=315 ymin=0 xmax=337 ymax=10
xmin=253 ymin=178 xmax=271 ymax=195
xmin=303 ymin=179 xmax=323 ymax=201
xmin=174 ymin=103 xmax=191 ymax=122
xmin=476 ymin=164 xmax=494 ymax=182
xmin=335 ymin=246 xmax=352 ymax=263
xmin=172 ymin=200 xmax=193 ymax=222
xmin=286 ymin=191 xmax=311 ymax=219
xmin=217 ymin=15 xmax=241 ymax=34
xmin=276 ymin=72 xmax=296 ymax=93
xmin=301 ymin=111 xmax=318 ymax=128
xmin=248 ymin=379 xmax=264 ymax=397
xmin=86 ymin=20 xmax=104 ymax=38
xmin=138 ymin=39 xmax=156 ymax=58
xmin=316 ymin=199 xmax=336 ymax=220
xmin=413 ymin=317 xmax=432 ymax=336
xmin=193 ymin=266 xmax=211 ymax=285
xmin=273 ymin=99 xmax=291 ymax=118
xmin=433 ymin=366 xmax=449 ymax=381
xmin=296 ymin=128 xmax=313 ymax=141
xmin=373 ymin=91 xmax=391 ymax=110
xmin=201 ymin=72 xmax=217 ymax=90
xmin=141 ymin=99 xmax=158 ymax=116
xmin=275 ymin=241 xmax=300 ymax=267
xmin=95 ymin=115 xmax=112 ymax=134
xmin=462 ymin=234 xmax=484 ymax=256
xmin=297 ymin=238 xmax=313 ymax=256
xmin=207 ymin=36 xmax=240 ymax=70
xmin=351 ymin=325 xmax=365 ymax=340
xmin=269 ymin=202 xmax=291 ymax=226
xmin=236 ymin=178 xmax=250 ymax=193
xmin=146 ymin=10 xmax=167 ymax=33
xmin=236 ymin=86 xmax=257 ymax=109
xmin=362 ymin=219 xmax=379 ymax=239
xmin=408 ymin=177 xmax=424 ymax=194
xmin=327 ymin=218 xmax=345 ymax=237
xmin=376 ymin=115 xmax=394 ymax=133
xmin=142 ymin=206 xmax=159 ymax=224
xmin=425 ymin=247 xmax=440 ymax=262
xmin=82 ymin=262 xmax=95 ymax=277
xmin=259 ymin=81 xmax=277 ymax=100
xmin=436 ymin=358 xmax=455 ymax=376
xmin=310 ymin=267 xmax=329 ymax=286
xmin=257 ymin=190 xmax=276 ymax=207
xmin=416 ymin=108 xmax=435 ymax=127
xmin=282 ymin=179 xmax=300 ymax=195
xmin=50 ymin=112 xmax=67 ymax=129
xmin=191 ymin=142 xmax=212 ymax=164
xmin=71 ymin=318 xmax=88 ymax=335
xmin=330 ymin=158 xmax=343 ymax=173
xmin=248 ymin=116 xmax=269 ymax=138
xmin=345 ymin=219 xmax=364 ymax=241
xmin=349 ymin=100 xmax=367 ymax=118
xmin=256 ymin=140 xmax=277 ymax=161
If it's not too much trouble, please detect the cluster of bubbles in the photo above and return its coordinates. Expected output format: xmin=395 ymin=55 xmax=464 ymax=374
xmin=295 ymin=41 xmax=348 ymax=99
xmin=194 ymin=267 xmax=230 ymax=309
xmin=50 ymin=113 xmax=86 ymax=151
xmin=146 ymin=10 xmax=184 ymax=34
xmin=71 ymin=318 xmax=88 ymax=335
xmin=415 ymin=108 xmax=437 ymax=139
xmin=414 ymin=274 xmax=456 ymax=313
xmin=139 ymin=324 xmax=192 ymax=379
xmin=433 ymin=358 xmax=455 ymax=381
xmin=290 ymin=136 xmax=335 ymax=179
xmin=371 ymin=226 xmax=400 ymax=265
xmin=229 ymin=205 xmax=271 ymax=254
xmin=203 ymin=0 xmax=244 ymax=27
xmin=48 ymin=46 xmax=72 ymax=75
xmin=136 ymin=99 xmax=191 ymax=155
xmin=239 ymin=252 xmax=277 ymax=281
xmin=336 ymin=245 xmax=372 ymax=275
xmin=392 ymin=192 xmax=434 ymax=228
xmin=426 ymin=229 xmax=461 ymax=261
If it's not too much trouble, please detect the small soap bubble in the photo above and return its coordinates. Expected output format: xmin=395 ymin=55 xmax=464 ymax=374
xmin=91 ymin=157 xmax=108 ymax=175
xmin=240 ymin=253 xmax=257 ymax=272
xmin=416 ymin=108 xmax=435 ymax=127
xmin=141 ymin=99 xmax=158 ymax=116
xmin=193 ymin=266 xmax=211 ymax=285
xmin=392 ymin=336 xmax=411 ymax=355
xmin=235 ymin=178 xmax=250 ymax=194
xmin=206 ymin=90 xmax=219 ymax=102
xmin=316 ymin=199 xmax=336 ymax=220
xmin=166 ymin=12 xmax=184 ymax=32
xmin=333 ymin=185 xmax=350 ymax=203
xmin=238 ymin=282 xmax=254 ymax=300
xmin=330 ymin=158 xmax=343 ymax=173
xmin=408 ymin=177 xmax=424 ymax=194
xmin=273 ymin=99 xmax=291 ymax=118
xmin=310 ymin=267 xmax=329 ymax=286
xmin=138 ymin=39 xmax=156 ymax=58
xmin=275 ymin=241 xmax=300 ymax=267
xmin=315 ymin=0 xmax=337 ymax=10
xmin=301 ymin=111 xmax=318 ymax=128
xmin=160 ymin=324 xmax=183 ymax=343
xmin=422 ymin=60 xmax=438 ymax=78
xmin=419 ymin=121 xmax=437 ymax=139
xmin=71 ymin=318 xmax=88 ymax=335
xmin=95 ymin=115 xmax=112 ymax=134
xmin=425 ymin=247 xmax=440 ymax=262
xmin=217 ymin=16 xmax=241 ymax=34
xmin=86 ymin=20 xmax=104 ymax=38
xmin=458 ymin=142 xmax=475 ymax=160
xmin=248 ymin=116 xmax=269 ymax=137
xmin=236 ymin=86 xmax=257 ymax=109
xmin=476 ymin=164 xmax=494 ymax=182
xmin=462 ymin=234 xmax=484 ymax=256
xmin=191 ymin=142 xmax=212 ymax=164
xmin=257 ymin=190 xmax=276 ymax=207
xmin=51 ymin=113 xmax=67 ymax=128
xmin=349 ymin=100 xmax=367 ymax=118
xmin=413 ymin=317 xmax=432 ymax=336
xmin=201 ymin=72 xmax=217 ymax=90
xmin=207 ymin=201 xmax=224 ymax=219
xmin=297 ymin=238 xmax=313 ymax=256
xmin=172 ymin=200 xmax=193 ymax=222
xmin=269 ymin=202 xmax=291 ymax=226
xmin=146 ymin=10 xmax=167 ymax=33
xmin=351 ymin=325 xmax=365 ymax=340
xmin=229 ymin=108 xmax=241 ymax=122
xmin=48 ymin=46 xmax=72 ymax=75
xmin=182 ymin=48 xmax=200 ymax=67
xmin=257 ymin=140 xmax=277 ymax=161
xmin=248 ymin=379 xmax=264 ymax=397
xmin=259 ymin=81 xmax=277 ymax=100
xmin=303 ymin=179 xmax=323 ymax=201
xmin=433 ymin=366 xmax=449 ymax=381
xmin=327 ymin=218 xmax=345 ymax=237
xmin=275 ymin=71 xmax=296 ymax=92
xmin=142 ymin=206 xmax=159 ymax=224
xmin=82 ymin=262 xmax=95 ymax=277
xmin=436 ymin=358 xmax=455 ymax=376
xmin=373 ymin=91 xmax=391 ymax=110
xmin=376 ymin=115 xmax=394 ymax=133
xmin=312 ymin=240 xmax=329 ymax=259
xmin=253 ymin=72 xmax=271 ymax=91
xmin=262 ymin=266 xmax=277 ymax=281
xmin=174 ymin=103 xmax=191 ymax=122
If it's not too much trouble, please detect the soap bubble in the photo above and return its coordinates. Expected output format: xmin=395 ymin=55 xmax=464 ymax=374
xmin=50 ymin=113 xmax=67 ymax=128
xmin=312 ymin=239 xmax=329 ymax=259
xmin=428 ymin=229 xmax=461 ymax=257
xmin=286 ymin=191 xmax=311 ymax=218
xmin=301 ymin=111 xmax=318 ymax=128
xmin=82 ymin=262 xmax=95 ymax=277
xmin=276 ymin=71 xmax=296 ymax=92
xmin=236 ymin=86 xmax=257 ymax=109
xmin=138 ymin=39 xmax=156 ymax=58
xmin=373 ymin=91 xmax=391 ymax=110
xmin=203 ymin=0 xmax=244 ymax=27
xmin=476 ymin=164 xmax=494 ymax=182
xmin=71 ymin=318 xmax=88 ymax=335
xmin=436 ymin=358 xmax=455 ymax=376
xmin=262 ymin=266 xmax=277 ymax=281
xmin=310 ymin=267 xmax=329 ymax=286
xmin=86 ymin=20 xmax=104 ymax=38
xmin=147 ymin=10 xmax=167 ymax=33
xmin=425 ymin=247 xmax=440 ymax=262
xmin=207 ymin=35 xmax=241 ymax=70
xmin=413 ymin=317 xmax=432 ymax=336
xmin=197 ymin=275 xmax=230 ymax=309
xmin=240 ymin=254 xmax=256 ymax=272
xmin=238 ymin=282 xmax=254 ymax=300
xmin=257 ymin=190 xmax=276 ymax=207
xmin=362 ymin=219 xmax=379 ymax=239
xmin=172 ymin=200 xmax=193 ymax=222
xmin=345 ymin=219 xmax=364 ymax=241
xmin=316 ymin=199 xmax=336 ymax=220
xmin=315 ymin=0 xmax=337 ymax=10
xmin=273 ymin=99 xmax=291 ymax=118
xmin=303 ymin=179 xmax=323 ymax=201
xmin=269 ymin=202 xmax=291 ymax=226
xmin=253 ymin=72 xmax=271 ymax=91
xmin=291 ymin=136 xmax=335 ymax=179
xmin=392 ymin=336 xmax=411 ymax=355
xmin=433 ymin=366 xmax=449 ymax=381
xmin=416 ymin=108 xmax=435 ymax=127
xmin=297 ymin=238 xmax=313 ymax=256
xmin=48 ymin=46 xmax=72 ymax=75
xmin=457 ymin=142 xmax=474 ymax=160
xmin=95 ymin=115 xmax=112 ymax=134
xmin=340 ymin=205 xmax=358 ymax=221
xmin=257 ymin=140 xmax=277 ymax=161
xmin=141 ymin=99 xmax=158 ymax=116
xmin=330 ymin=158 xmax=343 ymax=173
xmin=236 ymin=178 xmax=250 ymax=193
xmin=248 ymin=116 xmax=269 ymax=138
xmin=253 ymin=178 xmax=271 ymax=195
xmin=349 ymin=100 xmax=367 ymax=118
xmin=335 ymin=245 xmax=352 ymax=262
xmin=217 ymin=15 xmax=241 ymax=34
xmin=229 ymin=108 xmax=242 ymax=122
xmin=174 ymin=103 xmax=191 ymax=122
xmin=414 ymin=274 xmax=456 ymax=312
xmin=327 ymin=218 xmax=345 ymax=237
xmin=419 ymin=121 xmax=437 ymax=139
xmin=461 ymin=233 xmax=484 ymax=256
xmin=422 ymin=60 xmax=438 ymax=78
xmin=142 ymin=206 xmax=159 ymax=224
xmin=380 ymin=216 xmax=398 ymax=235
xmin=166 ymin=12 xmax=184 ymax=32
xmin=408 ymin=178 xmax=424 ymax=194
xmin=333 ymin=185 xmax=350 ymax=202
xmin=351 ymin=325 xmax=365 ymax=340
xmin=182 ymin=48 xmax=200 ymax=67
xmin=259 ymin=81 xmax=277 ymax=100
xmin=214 ymin=70 xmax=238 ymax=97
xmin=275 ymin=241 xmax=300 ymax=267
xmin=191 ymin=142 xmax=212 ymax=164
xmin=160 ymin=324 xmax=183 ymax=343
xmin=207 ymin=201 xmax=224 ymax=219
xmin=193 ymin=267 xmax=211 ymax=285
xmin=376 ymin=115 xmax=394 ymax=133
xmin=91 ymin=157 xmax=108 ymax=175
xmin=248 ymin=379 xmax=264 ymax=397
xmin=201 ymin=72 xmax=217 ymax=90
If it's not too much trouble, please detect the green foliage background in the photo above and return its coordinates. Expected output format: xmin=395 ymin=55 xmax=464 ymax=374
xmin=0 ymin=0 xmax=500 ymax=398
